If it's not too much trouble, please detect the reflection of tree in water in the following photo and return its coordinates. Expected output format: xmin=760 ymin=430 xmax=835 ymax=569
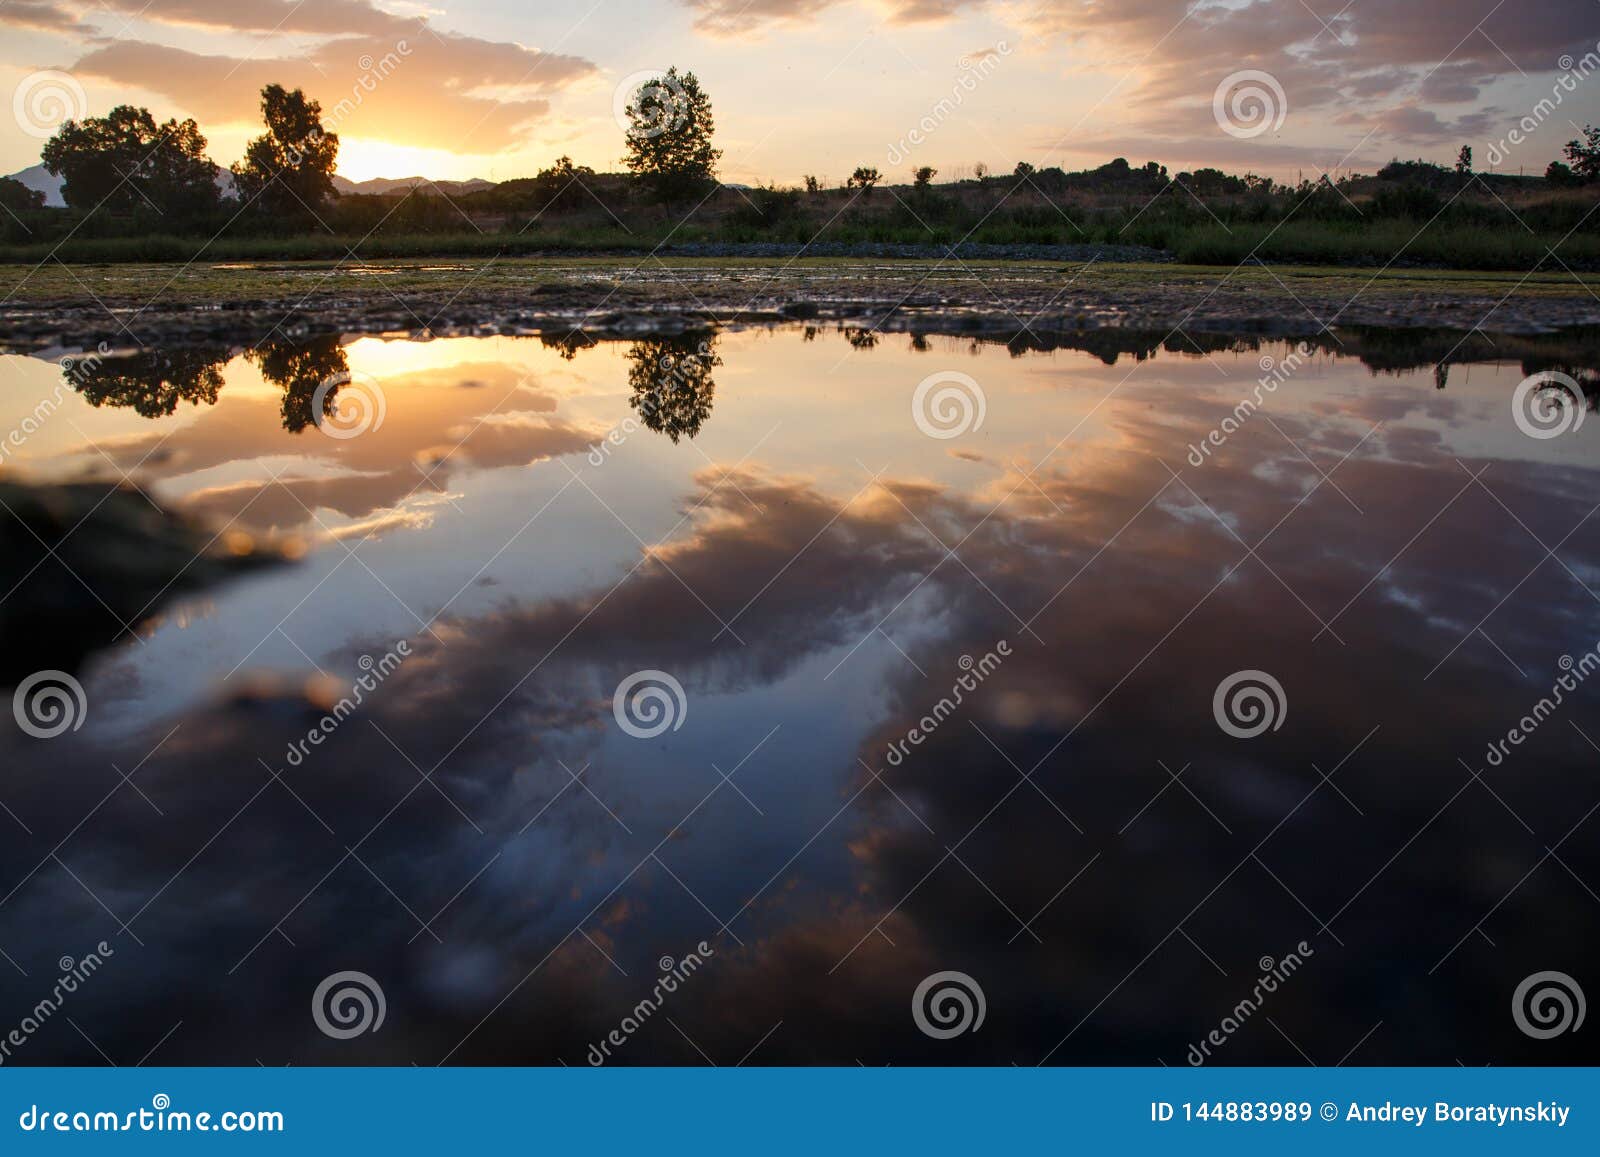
xmin=1524 ymin=365 xmax=1600 ymax=411
xmin=71 ymin=347 xmax=228 ymax=417
xmin=626 ymin=335 xmax=720 ymax=443
xmin=245 ymin=335 xmax=351 ymax=433
xmin=539 ymin=332 xmax=596 ymax=361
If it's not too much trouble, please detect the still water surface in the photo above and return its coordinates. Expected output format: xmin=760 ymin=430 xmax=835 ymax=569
xmin=0 ymin=325 xmax=1595 ymax=1064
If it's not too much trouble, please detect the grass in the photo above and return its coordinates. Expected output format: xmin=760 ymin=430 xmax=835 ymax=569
xmin=3 ymin=255 xmax=1598 ymax=311
xmin=1168 ymin=221 xmax=1600 ymax=270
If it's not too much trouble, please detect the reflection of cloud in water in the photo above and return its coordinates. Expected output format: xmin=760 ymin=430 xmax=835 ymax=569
xmin=0 ymin=329 xmax=1596 ymax=1067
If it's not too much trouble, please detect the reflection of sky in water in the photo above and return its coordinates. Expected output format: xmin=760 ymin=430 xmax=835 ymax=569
xmin=0 ymin=327 xmax=1596 ymax=1066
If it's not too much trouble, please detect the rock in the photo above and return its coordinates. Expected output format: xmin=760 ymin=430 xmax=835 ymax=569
xmin=0 ymin=479 xmax=295 ymax=684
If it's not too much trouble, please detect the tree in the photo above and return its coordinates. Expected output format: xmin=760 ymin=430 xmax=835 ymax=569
xmin=621 ymin=67 xmax=721 ymax=199
xmin=973 ymin=161 xmax=990 ymax=179
xmin=1455 ymin=145 xmax=1472 ymax=174
xmin=533 ymin=154 xmax=596 ymax=210
xmin=231 ymin=85 xmax=339 ymax=226
xmin=1547 ymin=159 xmax=1580 ymax=187
xmin=0 ymin=176 xmax=44 ymax=213
xmin=847 ymin=166 xmax=881 ymax=193
xmin=912 ymin=165 xmax=937 ymax=188
xmin=1012 ymin=161 xmax=1035 ymax=179
xmin=803 ymin=175 xmax=820 ymax=193
xmin=1563 ymin=125 xmax=1600 ymax=181
xmin=41 ymin=105 xmax=218 ymax=217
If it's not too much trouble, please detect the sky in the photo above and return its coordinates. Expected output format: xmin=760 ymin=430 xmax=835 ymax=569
xmin=2 ymin=0 xmax=1598 ymax=185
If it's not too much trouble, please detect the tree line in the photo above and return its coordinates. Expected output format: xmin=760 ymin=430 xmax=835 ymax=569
xmin=0 ymin=68 xmax=724 ymax=233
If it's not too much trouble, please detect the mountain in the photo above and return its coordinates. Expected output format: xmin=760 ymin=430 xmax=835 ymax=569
xmin=4 ymin=166 xmax=496 ymax=206
xmin=331 ymin=175 xmax=495 ymax=196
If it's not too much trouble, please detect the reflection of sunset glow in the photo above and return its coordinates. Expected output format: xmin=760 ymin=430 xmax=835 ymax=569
xmin=1 ymin=324 xmax=1597 ymax=1067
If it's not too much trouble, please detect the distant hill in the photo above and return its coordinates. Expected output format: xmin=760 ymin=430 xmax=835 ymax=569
xmin=331 ymin=175 xmax=495 ymax=196
xmin=4 ymin=165 xmax=496 ymax=206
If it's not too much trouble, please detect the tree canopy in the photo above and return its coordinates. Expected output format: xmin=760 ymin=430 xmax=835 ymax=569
xmin=622 ymin=67 xmax=721 ymax=198
xmin=231 ymin=85 xmax=340 ymax=225
xmin=41 ymin=105 xmax=218 ymax=217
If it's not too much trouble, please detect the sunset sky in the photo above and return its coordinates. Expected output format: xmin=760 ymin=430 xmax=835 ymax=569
xmin=2 ymin=1 xmax=1597 ymax=186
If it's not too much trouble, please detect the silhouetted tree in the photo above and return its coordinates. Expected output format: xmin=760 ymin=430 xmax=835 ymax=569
xmin=847 ymin=166 xmax=881 ymax=193
xmin=803 ymin=175 xmax=821 ymax=194
xmin=1547 ymin=160 xmax=1580 ymax=187
xmin=1013 ymin=161 xmax=1035 ymax=179
xmin=1455 ymin=145 xmax=1472 ymax=174
xmin=626 ymin=335 xmax=719 ymax=442
xmin=0 ymin=176 xmax=43 ymax=213
xmin=41 ymin=106 xmax=218 ymax=217
xmin=622 ymin=67 xmax=721 ymax=199
xmin=231 ymin=85 xmax=340 ymax=226
xmin=912 ymin=165 xmax=937 ymax=188
xmin=1563 ymin=125 xmax=1600 ymax=181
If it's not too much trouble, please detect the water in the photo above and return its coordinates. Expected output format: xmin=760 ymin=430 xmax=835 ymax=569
xmin=0 ymin=325 xmax=1595 ymax=1065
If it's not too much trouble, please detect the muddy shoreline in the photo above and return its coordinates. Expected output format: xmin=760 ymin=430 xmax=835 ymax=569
xmin=4 ymin=259 xmax=1600 ymax=352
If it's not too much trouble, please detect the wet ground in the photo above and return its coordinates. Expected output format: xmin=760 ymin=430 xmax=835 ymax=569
xmin=6 ymin=259 xmax=1600 ymax=353
xmin=0 ymin=305 xmax=1597 ymax=1066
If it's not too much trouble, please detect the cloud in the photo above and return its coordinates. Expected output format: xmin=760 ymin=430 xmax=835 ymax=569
xmin=5 ymin=0 xmax=597 ymax=154
xmin=681 ymin=0 xmax=844 ymax=37
xmin=4 ymin=325 xmax=1597 ymax=1068
xmin=70 ymin=30 xmax=595 ymax=154
xmin=0 ymin=1 xmax=84 ymax=32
